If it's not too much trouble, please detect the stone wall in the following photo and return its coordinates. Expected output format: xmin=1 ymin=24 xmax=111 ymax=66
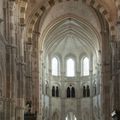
xmin=0 ymin=31 xmax=6 ymax=119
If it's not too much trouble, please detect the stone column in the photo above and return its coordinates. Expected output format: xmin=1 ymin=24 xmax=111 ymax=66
xmin=24 ymin=41 xmax=34 ymax=118
xmin=25 ymin=42 xmax=32 ymax=101
xmin=115 ymin=21 xmax=120 ymax=109
xmin=89 ymin=69 xmax=93 ymax=120
xmin=110 ymin=39 xmax=117 ymax=111
xmin=110 ymin=19 xmax=120 ymax=111
xmin=16 ymin=56 xmax=25 ymax=120
xmin=38 ymin=50 xmax=43 ymax=120
xmin=77 ymin=99 xmax=81 ymax=120
xmin=5 ymin=1 xmax=17 ymax=120
xmin=100 ymin=29 xmax=111 ymax=120
xmin=15 ymin=24 xmax=26 ymax=120
xmin=96 ymin=63 xmax=101 ymax=119
xmin=88 ymin=54 xmax=93 ymax=120
xmin=32 ymin=31 xmax=40 ymax=118
xmin=61 ymin=99 xmax=65 ymax=120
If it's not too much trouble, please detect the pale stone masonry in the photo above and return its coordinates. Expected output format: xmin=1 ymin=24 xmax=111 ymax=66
xmin=0 ymin=0 xmax=120 ymax=120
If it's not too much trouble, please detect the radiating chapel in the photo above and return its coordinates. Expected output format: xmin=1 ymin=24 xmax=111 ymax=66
xmin=0 ymin=0 xmax=120 ymax=120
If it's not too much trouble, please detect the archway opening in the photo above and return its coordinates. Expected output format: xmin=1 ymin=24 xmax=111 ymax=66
xmin=65 ymin=112 xmax=77 ymax=120
xmin=41 ymin=15 xmax=101 ymax=120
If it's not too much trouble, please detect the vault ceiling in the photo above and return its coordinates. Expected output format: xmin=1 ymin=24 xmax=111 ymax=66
xmin=22 ymin=0 xmax=119 ymax=43
xmin=26 ymin=0 xmax=117 ymax=23
xmin=42 ymin=17 xmax=100 ymax=58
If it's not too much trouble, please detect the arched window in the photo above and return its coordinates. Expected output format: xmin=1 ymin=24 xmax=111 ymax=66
xmin=67 ymin=87 xmax=70 ymax=98
xmin=67 ymin=86 xmax=76 ymax=98
xmin=83 ymin=86 xmax=86 ymax=97
xmin=86 ymin=85 xmax=90 ymax=97
xmin=66 ymin=112 xmax=77 ymax=120
xmin=66 ymin=116 xmax=68 ymax=120
xmin=52 ymin=86 xmax=55 ymax=97
xmin=74 ymin=115 xmax=77 ymax=120
xmin=82 ymin=57 xmax=89 ymax=76
xmin=71 ymin=87 xmax=75 ymax=98
xmin=94 ymin=84 xmax=96 ymax=95
xmin=52 ymin=57 xmax=59 ymax=76
xmin=56 ymin=86 xmax=59 ymax=97
xmin=66 ymin=58 xmax=75 ymax=77
xmin=52 ymin=112 xmax=59 ymax=120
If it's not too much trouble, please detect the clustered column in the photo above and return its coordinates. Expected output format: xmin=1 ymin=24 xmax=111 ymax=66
xmin=5 ymin=1 xmax=17 ymax=120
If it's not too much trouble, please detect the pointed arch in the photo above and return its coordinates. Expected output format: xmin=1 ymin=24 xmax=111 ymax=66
xmin=52 ymin=86 xmax=55 ymax=97
xmin=52 ymin=111 xmax=59 ymax=120
xmin=56 ymin=86 xmax=59 ymax=97
xmin=87 ymin=85 xmax=90 ymax=97
xmin=71 ymin=87 xmax=75 ymax=98
xmin=83 ymin=85 xmax=86 ymax=97
xmin=27 ymin=0 xmax=116 ymax=42
xmin=67 ymin=87 xmax=70 ymax=98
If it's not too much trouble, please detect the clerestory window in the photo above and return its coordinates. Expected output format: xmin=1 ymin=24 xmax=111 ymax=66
xmin=82 ymin=57 xmax=89 ymax=76
xmin=52 ymin=57 xmax=59 ymax=76
xmin=66 ymin=58 xmax=75 ymax=77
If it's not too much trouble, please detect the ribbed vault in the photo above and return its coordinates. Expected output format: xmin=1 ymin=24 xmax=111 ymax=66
xmin=41 ymin=15 xmax=101 ymax=58
xmin=26 ymin=0 xmax=117 ymax=43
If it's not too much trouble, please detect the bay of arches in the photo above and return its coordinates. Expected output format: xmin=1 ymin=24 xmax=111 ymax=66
xmin=67 ymin=86 xmax=75 ymax=98
xmin=65 ymin=112 xmax=77 ymax=120
xmin=52 ymin=85 xmax=91 ymax=98
xmin=52 ymin=86 xmax=59 ymax=97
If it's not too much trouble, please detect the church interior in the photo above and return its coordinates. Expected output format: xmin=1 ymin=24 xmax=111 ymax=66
xmin=0 ymin=0 xmax=120 ymax=120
